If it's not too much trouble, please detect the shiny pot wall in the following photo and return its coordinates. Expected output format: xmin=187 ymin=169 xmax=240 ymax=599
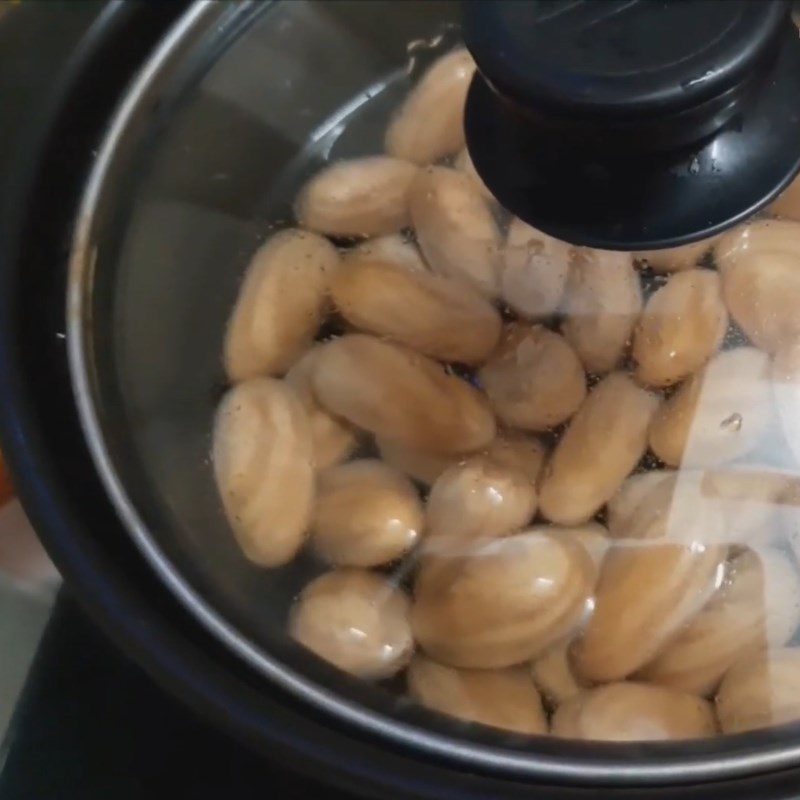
xmin=4 ymin=2 xmax=800 ymax=797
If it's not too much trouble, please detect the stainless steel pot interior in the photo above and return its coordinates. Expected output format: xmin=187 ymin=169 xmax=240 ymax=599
xmin=67 ymin=0 xmax=800 ymax=785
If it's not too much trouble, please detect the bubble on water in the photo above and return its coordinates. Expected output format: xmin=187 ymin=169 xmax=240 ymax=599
xmin=406 ymin=33 xmax=446 ymax=57
xmin=403 ymin=24 xmax=460 ymax=77
xmin=720 ymin=412 xmax=743 ymax=432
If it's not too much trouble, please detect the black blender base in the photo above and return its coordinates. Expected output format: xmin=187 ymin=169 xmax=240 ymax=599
xmin=0 ymin=594 xmax=353 ymax=800
xmin=5 ymin=596 xmax=800 ymax=800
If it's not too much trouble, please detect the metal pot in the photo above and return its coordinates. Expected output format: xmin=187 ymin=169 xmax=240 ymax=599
xmin=4 ymin=2 xmax=800 ymax=797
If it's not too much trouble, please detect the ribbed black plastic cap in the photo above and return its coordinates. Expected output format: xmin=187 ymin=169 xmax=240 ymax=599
xmin=463 ymin=0 xmax=800 ymax=249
